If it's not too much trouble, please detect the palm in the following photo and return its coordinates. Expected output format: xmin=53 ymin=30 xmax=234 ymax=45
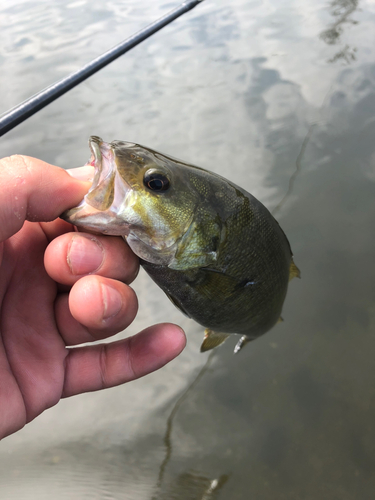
xmin=0 ymin=221 xmax=66 ymax=432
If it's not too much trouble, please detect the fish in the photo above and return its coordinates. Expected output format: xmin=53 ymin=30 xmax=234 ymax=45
xmin=62 ymin=136 xmax=300 ymax=353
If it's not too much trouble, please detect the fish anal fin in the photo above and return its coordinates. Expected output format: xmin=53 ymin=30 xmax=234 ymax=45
xmin=289 ymin=258 xmax=301 ymax=281
xmin=200 ymin=329 xmax=231 ymax=352
xmin=234 ymin=335 xmax=252 ymax=353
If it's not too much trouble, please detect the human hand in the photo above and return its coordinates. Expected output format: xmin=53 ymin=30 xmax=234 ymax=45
xmin=0 ymin=155 xmax=186 ymax=439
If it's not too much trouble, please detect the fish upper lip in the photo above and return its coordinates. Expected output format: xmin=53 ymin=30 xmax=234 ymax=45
xmin=87 ymin=136 xmax=116 ymax=193
xmin=89 ymin=136 xmax=102 ymax=164
xmin=89 ymin=137 xmax=102 ymax=190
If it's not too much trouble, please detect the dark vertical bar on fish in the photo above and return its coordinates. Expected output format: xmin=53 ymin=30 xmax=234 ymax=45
xmin=0 ymin=0 xmax=205 ymax=137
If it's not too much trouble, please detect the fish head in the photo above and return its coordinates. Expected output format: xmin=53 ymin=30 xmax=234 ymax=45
xmin=62 ymin=136 xmax=198 ymax=265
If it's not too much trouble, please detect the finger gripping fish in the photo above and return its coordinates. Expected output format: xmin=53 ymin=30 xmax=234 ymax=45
xmin=62 ymin=136 xmax=300 ymax=353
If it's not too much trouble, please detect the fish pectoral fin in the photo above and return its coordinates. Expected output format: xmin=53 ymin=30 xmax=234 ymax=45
xmin=289 ymin=258 xmax=301 ymax=281
xmin=200 ymin=329 xmax=231 ymax=352
xmin=198 ymin=268 xmax=245 ymax=300
xmin=233 ymin=335 xmax=252 ymax=353
xmin=277 ymin=316 xmax=284 ymax=323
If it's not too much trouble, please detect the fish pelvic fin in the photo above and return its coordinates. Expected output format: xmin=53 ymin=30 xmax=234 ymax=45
xmin=200 ymin=329 xmax=231 ymax=352
xmin=289 ymin=258 xmax=301 ymax=281
xmin=233 ymin=335 xmax=252 ymax=354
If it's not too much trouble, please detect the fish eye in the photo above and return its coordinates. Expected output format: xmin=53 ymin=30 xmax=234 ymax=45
xmin=143 ymin=170 xmax=170 ymax=192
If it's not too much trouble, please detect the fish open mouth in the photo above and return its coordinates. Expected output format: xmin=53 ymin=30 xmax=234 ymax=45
xmin=85 ymin=136 xmax=117 ymax=211
xmin=88 ymin=136 xmax=109 ymax=195
xmin=61 ymin=136 xmax=132 ymax=235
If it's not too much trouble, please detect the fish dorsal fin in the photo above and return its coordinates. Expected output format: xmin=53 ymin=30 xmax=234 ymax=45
xmin=289 ymin=258 xmax=301 ymax=281
xmin=200 ymin=329 xmax=231 ymax=352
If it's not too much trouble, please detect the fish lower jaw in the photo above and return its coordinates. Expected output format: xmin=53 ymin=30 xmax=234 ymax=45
xmin=62 ymin=204 xmax=130 ymax=236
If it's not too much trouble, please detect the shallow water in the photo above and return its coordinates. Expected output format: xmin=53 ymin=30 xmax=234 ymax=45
xmin=1 ymin=0 xmax=375 ymax=498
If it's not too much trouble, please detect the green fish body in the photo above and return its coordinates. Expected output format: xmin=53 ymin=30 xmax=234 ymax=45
xmin=62 ymin=136 xmax=299 ymax=352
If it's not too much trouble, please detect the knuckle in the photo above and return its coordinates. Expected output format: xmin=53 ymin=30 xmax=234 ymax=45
xmin=1 ymin=155 xmax=33 ymax=176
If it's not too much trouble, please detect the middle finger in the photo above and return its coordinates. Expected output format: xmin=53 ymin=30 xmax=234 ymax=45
xmin=44 ymin=232 xmax=139 ymax=286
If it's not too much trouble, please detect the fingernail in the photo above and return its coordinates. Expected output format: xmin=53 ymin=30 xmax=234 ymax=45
xmin=68 ymin=235 xmax=104 ymax=275
xmin=101 ymin=284 xmax=123 ymax=320
xmin=67 ymin=166 xmax=95 ymax=181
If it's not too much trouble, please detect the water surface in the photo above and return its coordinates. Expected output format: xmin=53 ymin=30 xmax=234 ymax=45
xmin=1 ymin=0 xmax=375 ymax=498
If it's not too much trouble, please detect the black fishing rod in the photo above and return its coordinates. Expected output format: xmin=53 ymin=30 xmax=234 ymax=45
xmin=0 ymin=0 xmax=205 ymax=137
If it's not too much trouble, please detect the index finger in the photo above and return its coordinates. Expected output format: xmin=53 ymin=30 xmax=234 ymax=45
xmin=0 ymin=155 xmax=90 ymax=242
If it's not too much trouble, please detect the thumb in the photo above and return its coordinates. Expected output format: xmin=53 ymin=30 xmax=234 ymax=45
xmin=0 ymin=155 xmax=91 ymax=242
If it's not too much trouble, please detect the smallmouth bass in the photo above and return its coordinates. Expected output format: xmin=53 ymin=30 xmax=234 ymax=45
xmin=62 ymin=136 xmax=300 ymax=353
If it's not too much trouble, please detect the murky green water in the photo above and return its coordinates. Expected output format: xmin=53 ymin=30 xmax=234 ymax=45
xmin=1 ymin=0 xmax=375 ymax=498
